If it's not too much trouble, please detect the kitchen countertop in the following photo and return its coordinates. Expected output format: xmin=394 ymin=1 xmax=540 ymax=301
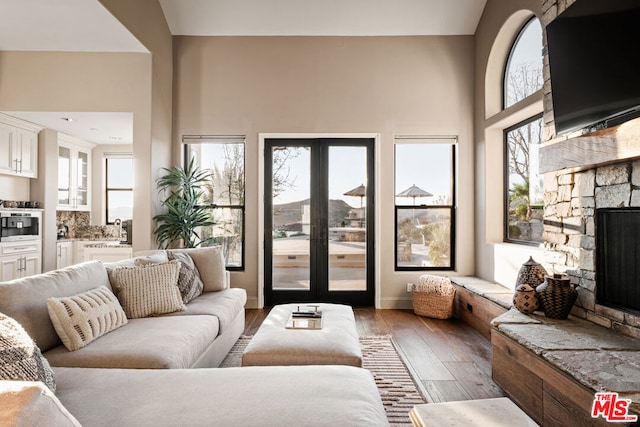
xmin=83 ymin=242 xmax=132 ymax=249
xmin=56 ymin=238 xmax=132 ymax=248
xmin=0 ymin=207 xmax=44 ymax=212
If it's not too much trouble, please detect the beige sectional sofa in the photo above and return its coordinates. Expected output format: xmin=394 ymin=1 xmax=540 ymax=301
xmin=0 ymin=249 xmax=389 ymax=426
xmin=0 ymin=255 xmax=246 ymax=369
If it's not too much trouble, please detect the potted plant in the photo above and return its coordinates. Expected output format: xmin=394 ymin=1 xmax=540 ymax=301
xmin=153 ymin=158 xmax=214 ymax=248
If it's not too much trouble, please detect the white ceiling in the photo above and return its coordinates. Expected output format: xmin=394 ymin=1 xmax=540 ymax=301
xmin=0 ymin=0 xmax=147 ymax=53
xmin=2 ymin=112 xmax=134 ymax=145
xmin=1 ymin=0 xmax=486 ymax=144
xmin=158 ymin=0 xmax=487 ymax=36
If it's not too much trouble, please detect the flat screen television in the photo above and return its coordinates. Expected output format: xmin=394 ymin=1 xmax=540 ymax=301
xmin=546 ymin=0 xmax=640 ymax=135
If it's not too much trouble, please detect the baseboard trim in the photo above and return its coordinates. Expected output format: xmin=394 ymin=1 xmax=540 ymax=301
xmin=245 ymin=296 xmax=260 ymax=309
xmin=379 ymin=297 xmax=413 ymax=310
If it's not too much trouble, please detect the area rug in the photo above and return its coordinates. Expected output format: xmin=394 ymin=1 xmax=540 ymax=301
xmin=220 ymin=335 xmax=427 ymax=426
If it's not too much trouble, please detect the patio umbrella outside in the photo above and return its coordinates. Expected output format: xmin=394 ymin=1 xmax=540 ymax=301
xmin=396 ymin=184 xmax=432 ymax=205
xmin=343 ymin=183 xmax=366 ymax=208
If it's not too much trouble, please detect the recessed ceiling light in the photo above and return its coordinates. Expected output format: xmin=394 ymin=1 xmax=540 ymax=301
xmin=61 ymin=117 xmax=74 ymax=122
xmin=90 ymin=128 xmax=99 ymax=132
xmin=109 ymin=136 xmax=123 ymax=140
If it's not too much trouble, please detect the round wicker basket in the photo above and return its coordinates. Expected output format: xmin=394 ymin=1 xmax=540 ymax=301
xmin=412 ymin=275 xmax=456 ymax=319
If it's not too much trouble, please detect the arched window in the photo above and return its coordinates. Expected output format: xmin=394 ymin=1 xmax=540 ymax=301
xmin=503 ymin=18 xmax=543 ymax=108
xmin=503 ymin=17 xmax=544 ymax=244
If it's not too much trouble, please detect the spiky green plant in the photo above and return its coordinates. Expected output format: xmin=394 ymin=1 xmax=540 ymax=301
xmin=153 ymin=158 xmax=214 ymax=248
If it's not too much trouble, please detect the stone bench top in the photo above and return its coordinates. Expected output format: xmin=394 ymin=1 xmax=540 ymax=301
xmin=493 ymin=309 xmax=640 ymax=410
xmin=450 ymin=276 xmax=514 ymax=310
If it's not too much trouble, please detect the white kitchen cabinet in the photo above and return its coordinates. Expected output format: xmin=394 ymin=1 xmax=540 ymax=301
xmin=0 ymin=114 xmax=41 ymax=178
xmin=57 ymin=134 xmax=94 ymax=211
xmin=56 ymin=240 xmax=73 ymax=269
xmin=73 ymin=240 xmax=112 ymax=264
xmin=83 ymin=245 xmax=132 ymax=263
xmin=0 ymin=241 xmax=42 ymax=281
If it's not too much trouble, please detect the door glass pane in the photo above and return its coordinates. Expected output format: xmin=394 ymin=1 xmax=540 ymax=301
xmin=328 ymin=146 xmax=367 ymax=291
xmin=271 ymin=146 xmax=310 ymax=290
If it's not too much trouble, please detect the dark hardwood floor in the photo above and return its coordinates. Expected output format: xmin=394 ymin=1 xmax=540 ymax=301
xmin=244 ymin=308 xmax=505 ymax=404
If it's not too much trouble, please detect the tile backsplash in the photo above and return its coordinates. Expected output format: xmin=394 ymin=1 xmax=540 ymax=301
xmin=56 ymin=211 xmax=121 ymax=240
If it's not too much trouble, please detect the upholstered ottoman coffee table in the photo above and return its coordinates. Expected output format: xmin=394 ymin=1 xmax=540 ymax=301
xmin=241 ymin=303 xmax=363 ymax=367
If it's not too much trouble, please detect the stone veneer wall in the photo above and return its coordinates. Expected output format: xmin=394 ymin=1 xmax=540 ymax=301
xmin=541 ymin=0 xmax=640 ymax=339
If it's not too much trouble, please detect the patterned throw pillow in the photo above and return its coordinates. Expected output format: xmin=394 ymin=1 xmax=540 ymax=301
xmin=108 ymin=260 xmax=184 ymax=319
xmin=0 ymin=312 xmax=56 ymax=392
xmin=167 ymin=251 xmax=204 ymax=303
xmin=47 ymin=287 xmax=128 ymax=352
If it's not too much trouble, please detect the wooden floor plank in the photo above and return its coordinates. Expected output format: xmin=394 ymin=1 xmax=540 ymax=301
xmin=423 ymin=380 xmax=473 ymax=403
xmin=243 ymin=308 xmax=504 ymax=404
xmin=377 ymin=310 xmax=456 ymax=382
xmin=444 ymin=361 xmax=505 ymax=400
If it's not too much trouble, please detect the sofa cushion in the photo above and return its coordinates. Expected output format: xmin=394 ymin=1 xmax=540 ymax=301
xmin=166 ymin=288 xmax=246 ymax=334
xmin=103 ymin=252 xmax=169 ymax=270
xmin=47 ymin=287 xmax=128 ymax=351
xmin=0 ymin=261 xmax=111 ymax=352
xmin=0 ymin=313 xmax=56 ymax=392
xmin=44 ymin=315 xmax=220 ymax=369
xmin=171 ymin=246 xmax=227 ymax=291
xmin=53 ymin=365 xmax=390 ymax=427
xmin=0 ymin=381 xmax=81 ymax=427
xmin=108 ymin=261 xmax=184 ymax=319
xmin=167 ymin=251 xmax=204 ymax=303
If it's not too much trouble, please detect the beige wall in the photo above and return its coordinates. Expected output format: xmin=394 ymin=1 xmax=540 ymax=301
xmin=473 ymin=0 xmax=545 ymax=288
xmin=173 ymin=36 xmax=475 ymax=308
xmin=0 ymin=51 xmax=152 ymax=268
xmin=100 ymin=0 xmax=174 ymax=250
xmin=1 ymin=0 xmax=173 ymax=269
xmin=100 ymin=0 xmax=173 ymax=250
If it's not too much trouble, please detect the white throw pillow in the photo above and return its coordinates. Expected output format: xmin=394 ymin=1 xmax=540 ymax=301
xmin=47 ymin=286 xmax=128 ymax=351
xmin=108 ymin=261 xmax=184 ymax=318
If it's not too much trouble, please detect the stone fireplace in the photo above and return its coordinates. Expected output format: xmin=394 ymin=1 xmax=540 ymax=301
xmin=540 ymin=0 xmax=640 ymax=339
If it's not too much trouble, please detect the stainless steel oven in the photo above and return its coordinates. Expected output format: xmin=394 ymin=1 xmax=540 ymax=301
xmin=0 ymin=211 xmax=41 ymax=242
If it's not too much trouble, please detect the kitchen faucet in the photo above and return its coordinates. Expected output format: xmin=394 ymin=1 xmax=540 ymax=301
xmin=114 ymin=218 xmax=122 ymax=240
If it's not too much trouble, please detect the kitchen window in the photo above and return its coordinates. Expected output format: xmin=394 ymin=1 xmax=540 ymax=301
xmin=105 ymin=155 xmax=133 ymax=224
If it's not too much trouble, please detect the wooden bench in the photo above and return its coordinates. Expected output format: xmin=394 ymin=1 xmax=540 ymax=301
xmin=450 ymin=277 xmax=512 ymax=339
xmin=492 ymin=310 xmax=640 ymax=426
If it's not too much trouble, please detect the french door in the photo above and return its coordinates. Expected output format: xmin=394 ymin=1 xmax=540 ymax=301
xmin=264 ymin=138 xmax=374 ymax=306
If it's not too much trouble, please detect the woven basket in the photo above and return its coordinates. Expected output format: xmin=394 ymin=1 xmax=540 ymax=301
xmin=412 ymin=275 xmax=456 ymax=319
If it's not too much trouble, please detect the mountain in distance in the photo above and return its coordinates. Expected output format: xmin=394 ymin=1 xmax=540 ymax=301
xmin=273 ymin=199 xmax=354 ymax=230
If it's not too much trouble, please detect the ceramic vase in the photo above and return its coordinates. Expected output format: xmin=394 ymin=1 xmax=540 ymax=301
xmin=536 ymin=274 xmax=578 ymax=319
xmin=513 ymin=284 xmax=539 ymax=314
